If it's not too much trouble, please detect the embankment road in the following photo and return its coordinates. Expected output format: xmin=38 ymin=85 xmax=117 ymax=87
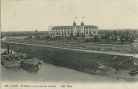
xmin=2 ymin=41 xmax=136 ymax=57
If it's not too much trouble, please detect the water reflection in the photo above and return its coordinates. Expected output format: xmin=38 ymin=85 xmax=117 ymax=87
xmin=2 ymin=63 xmax=138 ymax=82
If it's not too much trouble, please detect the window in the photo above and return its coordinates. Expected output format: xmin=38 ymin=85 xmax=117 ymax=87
xmin=85 ymin=30 xmax=89 ymax=34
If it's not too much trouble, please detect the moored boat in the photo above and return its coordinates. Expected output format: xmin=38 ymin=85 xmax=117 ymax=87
xmin=1 ymin=54 xmax=21 ymax=69
xmin=21 ymin=58 xmax=43 ymax=73
xmin=1 ymin=47 xmax=43 ymax=73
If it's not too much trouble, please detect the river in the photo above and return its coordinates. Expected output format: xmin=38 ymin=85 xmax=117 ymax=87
xmin=2 ymin=63 xmax=138 ymax=82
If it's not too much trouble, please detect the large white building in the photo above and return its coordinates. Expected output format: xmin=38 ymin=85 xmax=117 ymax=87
xmin=49 ymin=21 xmax=98 ymax=38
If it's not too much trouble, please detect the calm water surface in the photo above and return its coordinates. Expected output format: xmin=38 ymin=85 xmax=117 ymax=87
xmin=2 ymin=63 xmax=138 ymax=82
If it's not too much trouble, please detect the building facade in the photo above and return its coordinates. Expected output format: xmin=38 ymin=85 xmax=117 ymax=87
xmin=49 ymin=21 xmax=98 ymax=38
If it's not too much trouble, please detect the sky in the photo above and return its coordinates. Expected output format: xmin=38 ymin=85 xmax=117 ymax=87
xmin=1 ymin=0 xmax=138 ymax=31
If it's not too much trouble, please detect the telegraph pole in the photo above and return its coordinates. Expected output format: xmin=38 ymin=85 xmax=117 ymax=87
xmin=133 ymin=44 xmax=137 ymax=65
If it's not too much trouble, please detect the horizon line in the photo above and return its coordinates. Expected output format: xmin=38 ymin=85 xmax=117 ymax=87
xmin=1 ymin=28 xmax=138 ymax=33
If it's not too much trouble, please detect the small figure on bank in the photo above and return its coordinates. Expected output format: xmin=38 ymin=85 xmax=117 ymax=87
xmin=115 ymin=64 xmax=119 ymax=74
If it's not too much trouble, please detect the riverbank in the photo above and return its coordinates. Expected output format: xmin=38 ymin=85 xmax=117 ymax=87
xmin=2 ymin=48 xmax=137 ymax=82
xmin=2 ymin=41 xmax=138 ymax=76
xmin=4 ymin=38 xmax=137 ymax=54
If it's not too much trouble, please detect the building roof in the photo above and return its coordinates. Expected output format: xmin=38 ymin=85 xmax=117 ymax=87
xmin=81 ymin=21 xmax=84 ymax=26
xmin=52 ymin=25 xmax=98 ymax=29
xmin=1 ymin=49 xmax=7 ymax=55
xmin=84 ymin=25 xmax=98 ymax=28
xmin=134 ymin=38 xmax=138 ymax=43
xmin=73 ymin=21 xmax=76 ymax=26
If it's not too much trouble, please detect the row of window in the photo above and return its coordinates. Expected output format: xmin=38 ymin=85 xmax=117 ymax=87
xmin=51 ymin=30 xmax=98 ymax=35
xmin=51 ymin=29 xmax=97 ymax=32
xmin=52 ymin=27 xmax=73 ymax=30
xmin=52 ymin=26 xmax=96 ymax=30
xmin=52 ymin=29 xmax=73 ymax=34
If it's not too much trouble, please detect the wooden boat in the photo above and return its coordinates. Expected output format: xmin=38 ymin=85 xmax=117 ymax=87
xmin=1 ymin=48 xmax=43 ymax=72
xmin=21 ymin=58 xmax=43 ymax=73
xmin=129 ymin=69 xmax=138 ymax=76
xmin=1 ymin=54 xmax=21 ymax=68
xmin=1 ymin=49 xmax=27 ymax=69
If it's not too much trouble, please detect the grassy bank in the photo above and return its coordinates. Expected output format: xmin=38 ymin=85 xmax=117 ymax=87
xmin=4 ymin=38 xmax=137 ymax=54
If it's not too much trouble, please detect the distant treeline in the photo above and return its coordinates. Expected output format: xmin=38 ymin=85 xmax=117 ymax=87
xmin=1 ymin=31 xmax=48 ymax=37
xmin=1 ymin=30 xmax=138 ymax=44
xmin=46 ymin=29 xmax=138 ymax=44
xmin=96 ymin=30 xmax=138 ymax=43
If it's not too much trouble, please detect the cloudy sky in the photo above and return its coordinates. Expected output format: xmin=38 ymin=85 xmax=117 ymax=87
xmin=1 ymin=0 xmax=138 ymax=31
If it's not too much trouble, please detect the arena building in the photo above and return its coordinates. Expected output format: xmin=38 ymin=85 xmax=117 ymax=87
xmin=49 ymin=21 xmax=98 ymax=38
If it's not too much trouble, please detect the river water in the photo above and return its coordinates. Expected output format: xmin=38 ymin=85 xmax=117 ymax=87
xmin=2 ymin=63 xmax=138 ymax=82
xmin=1 ymin=63 xmax=111 ymax=82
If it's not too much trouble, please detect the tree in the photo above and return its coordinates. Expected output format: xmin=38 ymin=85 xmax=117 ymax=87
xmin=113 ymin=30 xmax=117 ymax=40
xmin=120 ymin=31 xmax=126 ymax=44
xmin=1 ymin=35 xmax=3 ymax=39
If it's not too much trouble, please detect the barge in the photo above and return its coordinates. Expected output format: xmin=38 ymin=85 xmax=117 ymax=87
xmin=1 ymin=48 xmax=43 ymax=73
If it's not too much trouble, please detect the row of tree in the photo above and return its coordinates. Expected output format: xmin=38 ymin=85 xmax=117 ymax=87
xmin=46 ymin=30 xmax=137 ymax=44
xmin=97 ymin=30 xmax=137 ymax=43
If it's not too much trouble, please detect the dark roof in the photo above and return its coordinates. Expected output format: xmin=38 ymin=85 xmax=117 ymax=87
xmin=52 ymin=25 xmax=98 ymax=29
xmin=84 ymin=25 xmax=98 ymax=28
xmin=73 ymin=21 xmax=76 ymax=26
xmin=81 ymin=21 xmax=84 ymax=26
xmin=52 ymin=26 xmax=73 ymax=28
